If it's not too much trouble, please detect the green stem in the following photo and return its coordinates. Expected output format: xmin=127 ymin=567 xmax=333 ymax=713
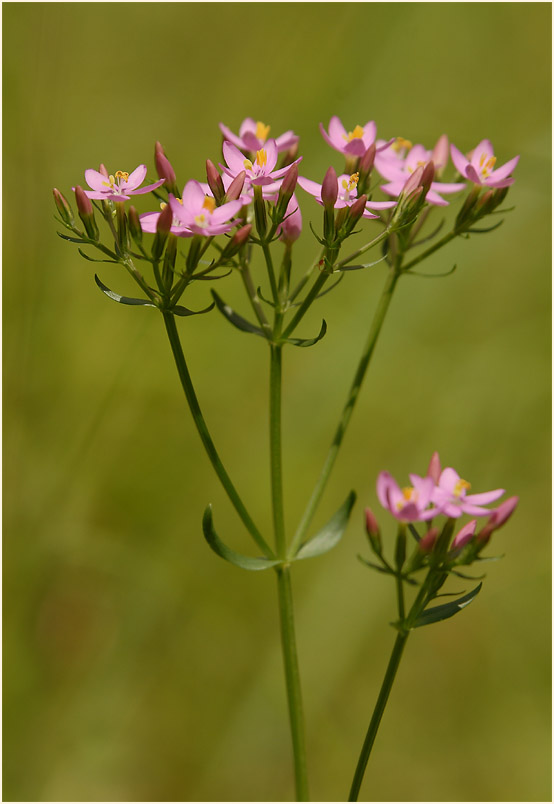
xmin=401 ymin=230 xmax=458 ymax=272
xmin=269 ymin=345 xmax=286 ymax=557
xmin=348 ymin=631 xmax=409 ymax=801
xmin=281 ymin=269 xmax=330 ymax=340
xmin=276 ymin=566 xmax=309 ymax=801
xmin=161 ymin=311 xmax=274 ymax=558
xmin=288 ymin=266 xmax=400 ymax=557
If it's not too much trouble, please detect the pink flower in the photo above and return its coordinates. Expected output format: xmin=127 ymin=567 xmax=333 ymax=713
xmin=140 ymin=181 xmax=244 ymax=238
xmin=277 ymin=195 xmax=302 ymax=244
xmin=450 ymin=140 xmax=519 ymax=188
xmin=319 ymin=116 xmax=392 ymax=158
xmin=376 ymin=143 xmax=465 ymax=206
xmin=219 ymin=118 xmax=298 ymax=154
xmin=297 ymin=171 xmax=395 ymax=218
xmin=431 ymin=467 xmax=505 ymax=518
xmin=81 ymin=165 xmax=165 ymax=202
xmin=221 ymin=140 xmax=302 ymax=188
xmin=377 ymin=471 xmax=442 ymax=522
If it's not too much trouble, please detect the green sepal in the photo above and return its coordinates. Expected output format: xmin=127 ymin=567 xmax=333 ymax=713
xmin=211 ymin=291 xmax=267 ymax=339
xmin=280 ymin=319 xmax=327 ymax=348
xmin=413 ymin=582 xmax=482 ymax=628
xmin=78 ymin=248 xmax=117 ymax=264
xmin=193 ymin=269 xmax=233 ymax=281
xmin=294 ymin=491 xmax=356 ymax=560
xmin=357 ymin=555 xmax=395 ymax=575
xmin=95 ymin=274 xmax=157 ymax=307
xmin=202 ymin=505 xmax=280 ymax=571
xmin=406 ymin=264 xmax=457 ymax=279
xmin=410 ymin=219 xmax=445 ymax=247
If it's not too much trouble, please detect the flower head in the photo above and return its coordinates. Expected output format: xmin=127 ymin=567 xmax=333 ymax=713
xmin=377 ymin=471 xmax=441 ymax=522
xmin=81 ymin=165 xmax=165 ymax=202
xmin=319 ymin=116 xmax=392 ymax=158
xmin=140 ymin=181 xmax=244 ymax=238
xmin=219 ymin=118 xmax=298 ymax=154
xmin=221 ymin=140 xmax=302 ymax=188
xmin=298 ymin=171 xmax=395 ymax=218
xmin=431 ymin=467 xmax=505 ymax=518
xmin=376 ymin=141 xmax=465 ymax=206
xmin=450 ymin=139 xmax=519 ymax=188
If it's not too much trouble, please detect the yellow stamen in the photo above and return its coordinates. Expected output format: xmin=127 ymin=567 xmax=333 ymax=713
xmin=202 ymin=196 xmax=216 ymax=213
xmin=343 ymin=124 xmax=365 ymax=142
xmin=115 ymin=170 xmax=129 ymax=182
xmin=160 ymin=202 xmax=167 ymax=210
xmin=194 ymin=213 xmax=207 ymax=227
xmin=393 ymin=137 xmax=413 ymax=152
xmin=255 ymin=121 xmax=270 ymax=141
xmin=243 ymin=158 xmax=253 ymax=171
xmin=347 ymin=172 xmax=359 ymax=191
xmin=479 ymin=153 xmax=486 ymax=167
xmin=454 ymin=479 xmax=471 ymax=496
xmin=402 ymin=487 xmax=415 ymax=501
xmin=486 ymin=156 xmax=496 ymax=170
xmin=256 ymin=149 xmax=267 ymax=167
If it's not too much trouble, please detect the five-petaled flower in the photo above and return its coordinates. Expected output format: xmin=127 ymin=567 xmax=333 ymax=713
xmin=377 ymin=471 xmax=442 ymax=522
xmin=319 ymin=116 xmax=392 ymax=157
xmin=219 ymin=118 xmax=298 ymax=154
xmin=140 ymin=181 xmax=244 ymax=238
xmin=376 ymin=142 xmax=466 ymax=206
xmin=221 ymin=140 xmax=302 ymax=187
xmin=450 ymin=139 xmax=519 ymax=188
xmin=431 ymin=467 xmax=505 ymax=518
xmin=81 ymin=165 xmax=165 ymax=202
xmin=298 ymin=171 xmax=395 ymax=218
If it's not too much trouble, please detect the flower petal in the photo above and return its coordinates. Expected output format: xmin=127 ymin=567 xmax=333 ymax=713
xmin=450 ymin=144 xmax=469 ymax=176
xmin=126 ymin=164 xmax=148 ymax=190
xmin=488 ymin=155 xmax=519 ymax=182
xmin=85 ymin=168 xmax=111 ymax=191
xmin=465 ymin=489 xmax=505 ymax=505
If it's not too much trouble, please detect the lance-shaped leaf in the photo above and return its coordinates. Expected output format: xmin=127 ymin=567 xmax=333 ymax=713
xmin=172 ymin=301 xmax=215 ymax=317
xmin=338 ymin=254 xmax=388 ymax=272
xmin=295 ymin=491 xmax=356 ymax=560
xmin=202 ymin=505 xmax=280 ymax=571
xmin=95 ymin=274 xmax=157 ymax=307
xmin=281 ymin=319 xmax=327 ymax=348
xmin=413 ymin=582 xmax=482 ymax=628
xmin=211 ymin=290 xmax=268 ymax=339
xmin=57 ymin=231 xmax=90 ymax=244
xmin=78 ymin=248 xmax=117 ymax=264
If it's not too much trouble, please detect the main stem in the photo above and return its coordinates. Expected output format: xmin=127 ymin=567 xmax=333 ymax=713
xmin=289 ymin=266 xmax=401 ymax=556
xmin=162 ymin=311 xmax=273 ymax=558
xmin=348 ymin=631 xmax=409 ymax=801
xmin=269 ymin=343 xmax=309 ymax=801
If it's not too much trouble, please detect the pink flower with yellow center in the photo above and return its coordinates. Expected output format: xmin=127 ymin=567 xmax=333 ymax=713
xmin=376 ymin=141 xmax=465 ymax=206
xmin=219 ymin=118 xmax=298 ymax=154
xmin=221 ymin=139 xmax=302 ymax=187
xmin=431 ymin=467 xmax=505 ymax=518
xmin=320 ymin=116 xmax=392 ymax=157
xmin=81 ymin=165 xmax=165 ymax=202
xmin=140 ymin=181 xmax=244 ymax=238
xmin=297 ymin=171 xmax=395 ymax=218
xmin=450 ymin=139 xmax=519 ymax=188
xmin=377 ymin=471 xmax=441 ymax=523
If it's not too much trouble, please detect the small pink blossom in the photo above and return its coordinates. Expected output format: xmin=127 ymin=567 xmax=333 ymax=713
xmin=221 ymin=140 xmax=302 ymax=188
xmin=297 ymin=171 xmax=395 ymax=219
xmin=277 ymin=195 xmax=302 ymax=244
xmin=376 ymin=143 xmax=465 ymax=206
xmin=140 ymin=181 xmax=244 ymax=238
xmin=450 ymin=139 xmax=519 ymax=188
xmin=319 ymin=116 xmax=392 ymax=157
xmin=377 ymin=471 xmax=442 ymax=523
xmin=431 ymin=467 xmax=505 ymax=518
xmin=219 ymin=118 xmax=298 ymax=154
xmin=81 ymin=165 xmax=165 ymax=202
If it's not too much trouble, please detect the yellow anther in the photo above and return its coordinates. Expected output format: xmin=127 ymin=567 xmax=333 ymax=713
xmin=202 ymin=196 xmax=216 ymax=213
xmin=256 ymin=149 xmax=267 ymax=167
xmin=487 ymin=156 xmax=496 ymax=170
xmin=255 ymin=121 xmax=270 ymax=141
xmin=454 ymin=479 xmax=471 ymax=496
xmin=402 ymin=486 xmax=415 ymax=501
xmin=243 ymin=158 xmax=253 ymax=171
xmin=115 ymin=170 xmax=129 ymax=182
xmin=343 ymin=124 xmax=365 ymax=142
xmin=108 ymin=174 xmax=116 ymax=186
xmin=393 ymin=137 xmax=413 ymax=152
xmin=479 ymin=153 xmax=486 ymax=167
xmin=160 ymin=202 xmax=167 ymax=210
xmin=194 ymin=213 xmax=207 ymax=227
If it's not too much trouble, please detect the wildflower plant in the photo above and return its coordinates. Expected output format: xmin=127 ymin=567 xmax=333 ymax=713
xmin=53 ymin=115 xmax=519 ymax=802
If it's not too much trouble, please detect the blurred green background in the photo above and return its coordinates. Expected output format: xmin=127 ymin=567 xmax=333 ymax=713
xmin=3 ymin=3 xmax=551 ymax=802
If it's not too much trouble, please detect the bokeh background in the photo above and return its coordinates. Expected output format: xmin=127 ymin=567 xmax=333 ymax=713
xmin=3 ymin=3 xmax=551 ymax=802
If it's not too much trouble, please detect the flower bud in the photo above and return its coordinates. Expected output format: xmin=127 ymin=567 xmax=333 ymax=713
xmin=154 ymin=141 xmax=178 ymax=195
xmin=451 ymin=520 xmax=477 ymax=551
xmin=279 ymin=141 xmax=299 ymax=169
xmin=420 ymin=161 xmax=435 ymax=197
xmin=402 ymin=165 xmax=424 ymax=197
xmin=151 ymin=202 xmax=173 ymax=260
xmin=275 ymin=163 xmax=298 ymax=220
xmin=224 ymin=171 xmax=246 ymax=202
xmin=347 ymin=193 xmax=367 ymax=228
xmin=455 ymin=185 xmax=481 ymax=230
xmin=220 ymin=223 xmax=252 ymax=259
xmin=74 ymin=185 xmax=99 ymax=240
xmin=321 ymin=166 xmax=338 ymax=209
xmin=431 ymin=135 xmax=449 ymax=173
xmin=99 ymin=163 xmax=109 ymax=178
xmin=360 ymin=144 xmax=376 ymax=176
xmin=278 ymin=198 xmax=302 ymax=245
xmin=206 ymin=159 xmax=225 ymax=204
xmin=426 ymin=451 xmax=441 ymax=484
xmin=365 ymin=506 xmax=382 ymax=556
xmin=128 ymin=205 xmax=142 ymax=245
xmin=53 ymin=188 xmax=74 ymax=225
xmin=478 ymin=496 xmax=519 ymax=544
xmin=419 ymin=527 xmax=439 ymax=553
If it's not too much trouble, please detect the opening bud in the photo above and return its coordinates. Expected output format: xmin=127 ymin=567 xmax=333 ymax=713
xmin=478 ymin=496 xmax=519 ymax=544
xmin=224 ymin=171 xmax=246 ymax=203
xmin=419 ymin=527 xmax=439 ymax=553
xmin=420 ymin=161 xmax=435 ymax=196
xmin=276 ymin=163 xmax=298 ymax=220
xmin=431 ymin=135 xmax=449 ymax=173
xmin=221 ymin=224 xmax=252 ymax=259
xmin=151 ymin=202 xmax=173 ymax=260
xmin=206 ymin=159 xmax=225 ymax=204
xmin=359 ymin=144 xmax=376 ymax=177
xmin=402 ymin=165 xmax=424 ymax=197
xmin=347 ymin=193 xmax=367 ymax=228
xmin=365 ymin=507 xmax=382 ymax=556
xmin=53 ymin=188 xmax=74 ymax=225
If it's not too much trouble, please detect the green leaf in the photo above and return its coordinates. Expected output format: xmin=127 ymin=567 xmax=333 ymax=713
xmin=57 ymin=231 xmax=89 ymax=244
xmin=256 ymin=286 xmax=276 ymax=308
xmin=282 ymin=319 xmax=327 ymax=348
xmin=408 ymin=524 xmax=421 ymax=543
xmin=414 ymin=583 xmax=482 ymax=628
xmin=202 ymin=505 xmax=280 ymax=571
xmin=211 ymin=290 xmax=268 ymax=339
xmin=339 ymin=254 xmax=388 ymax=271
xmin=467 ymin=219 xmax=504 ymax=234
xmin=94 ymin=274 xmax=157 ymax=307
xmin=295 ymin=491 xmax=356 ymax=560
xmin=357 ymin=555 xmax=395 ymax=575
xmin=78 ymin=248 xmax=117 ymax=264
xmin=172 ymin=301 xmax=215 ymax=317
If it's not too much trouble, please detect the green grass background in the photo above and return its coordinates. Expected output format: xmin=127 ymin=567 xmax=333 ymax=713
xmin=3 ymin=3 xmax=551 ymax=801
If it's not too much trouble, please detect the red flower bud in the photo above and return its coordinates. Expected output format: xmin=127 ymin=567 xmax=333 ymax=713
xmin=359 ymin=144 xmax=376 ymax=176
xmin=74 ymin=185 xmax=93 ymax=217
xmin=321 ymin=166 xmax=338 ymax=209
xmin=225 ymin=171 xmax=246 ymax=202
xmin=53 ymin=188 xmax=74 ymax=224
xmin=426 ymin=451 xmax=441 ymax=484
xmin=156 ymin=202 xmax=173 ymax=235
xmin=419 ymin=527 xmax=439 ymax=553
xmin=206 ymin=159 xmax=225 ymax=204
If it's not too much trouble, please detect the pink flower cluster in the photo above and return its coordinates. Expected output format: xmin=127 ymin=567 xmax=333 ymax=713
xmin=374 ymin=452 xmax=518 ymax=551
